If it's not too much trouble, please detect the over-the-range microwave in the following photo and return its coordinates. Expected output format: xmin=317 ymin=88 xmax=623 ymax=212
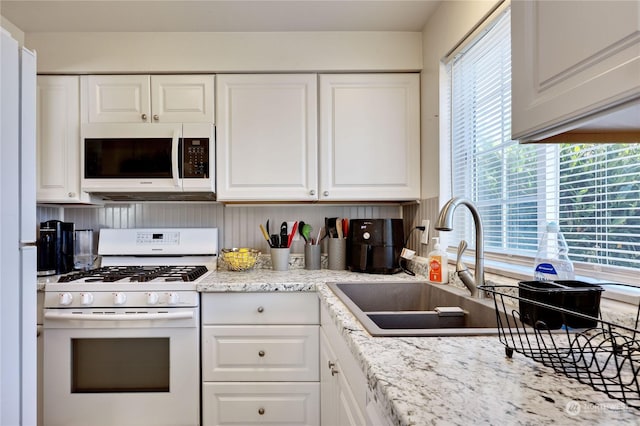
xmin=81 ymin=123 xmax=215 ymax=201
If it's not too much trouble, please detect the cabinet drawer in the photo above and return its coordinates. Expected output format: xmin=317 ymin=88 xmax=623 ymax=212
xmin=202 ymin=292 xmax=319 ymax=324
xmin=202 ymin=325 xmax=319 ymax=382
xmin=202 ymin=382 xmax=319 ymax=426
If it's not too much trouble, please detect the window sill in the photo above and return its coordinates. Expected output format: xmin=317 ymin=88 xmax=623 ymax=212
xmin=436 ymin=254 xmax=640 ymax=308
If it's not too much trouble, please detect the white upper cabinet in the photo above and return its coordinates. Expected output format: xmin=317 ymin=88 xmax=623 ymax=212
xmin=511 ymin=0 xmax=640 ymax=142
xmin=216 ymin=74 xmax=318 ymax=202
xmin=36 ymin=76 xmax=94 ymax=204
xmin=83 ymin=74 xmax=214 ymax=123
xmin=319 ymin=74 xmax=420 ymax=201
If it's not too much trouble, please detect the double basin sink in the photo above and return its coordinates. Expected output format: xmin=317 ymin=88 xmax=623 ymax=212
xmin=327 ymin=280 xmax=502 ymax=337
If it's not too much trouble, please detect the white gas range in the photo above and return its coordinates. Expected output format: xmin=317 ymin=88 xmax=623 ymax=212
xmin=43 ymin=228 xmax=217 ymax=426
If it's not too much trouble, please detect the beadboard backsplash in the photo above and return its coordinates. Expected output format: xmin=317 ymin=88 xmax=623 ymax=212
xmin=36 ymin=202 xmax=441 ymax=254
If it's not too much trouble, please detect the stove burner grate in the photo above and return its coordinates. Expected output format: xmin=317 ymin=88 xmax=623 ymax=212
xmin=58 ymin=265 xmax=209 ymax=283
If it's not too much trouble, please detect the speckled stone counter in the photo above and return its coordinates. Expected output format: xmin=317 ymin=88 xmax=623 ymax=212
xmin=198 ymin=268 xmax=640 ymax=425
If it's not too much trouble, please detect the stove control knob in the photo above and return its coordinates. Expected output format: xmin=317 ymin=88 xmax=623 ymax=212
xmin=146 ymin=292 xmax=160 ymax=305
xmin=166 ymin=292 xmax=180 ymax=305
xmin=58 ymin=292 xmax=73 ymax=306
xmin=113 ymin=292 xmax=127 ymax=305
xmin=80 ymin=293 xmax=94 ymax=306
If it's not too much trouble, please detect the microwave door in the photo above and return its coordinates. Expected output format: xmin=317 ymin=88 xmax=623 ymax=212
xmin=81 ymin=123 xmax=184 ymax=193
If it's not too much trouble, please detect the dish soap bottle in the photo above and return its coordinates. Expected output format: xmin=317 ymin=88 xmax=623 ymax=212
xmin=533 ymin=222 xmax=574 ymax=281
xmin=428 ymin=237 xmax=448 ymax=284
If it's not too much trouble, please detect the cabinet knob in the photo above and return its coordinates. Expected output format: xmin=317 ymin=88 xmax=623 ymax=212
xmin=153 ymin=114 xmax=159 ymax=121
xmin=309 ymin=189 xmax=316 ymax=196
xmin=141 ymin=113 xmax=147 ymax=121
xmin=258 ymin=408 xmax=265 ymax=415
xmin=257 ymin=306 xmax=264 ymax=313
xmin=258 ymin=350 xmax=265 ymax=357
xmin=323 ymin=191 xmax=329 ymax=197
xmin=68 ymin=192 xmax=76 ymax=198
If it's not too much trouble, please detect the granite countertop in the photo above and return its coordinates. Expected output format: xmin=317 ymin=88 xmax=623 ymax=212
xmin=198 ymin=267 xmax=640 ymax=425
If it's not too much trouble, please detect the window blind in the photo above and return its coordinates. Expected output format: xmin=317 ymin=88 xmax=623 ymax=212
xmin=446 ymin=8 xmax=640 ymax=283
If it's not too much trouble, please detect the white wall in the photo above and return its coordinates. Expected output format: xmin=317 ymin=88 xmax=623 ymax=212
xmin=26 ymin=31 xmax=422 ymax=73
xmin=420 ymin=0 xmax=500 ymax=199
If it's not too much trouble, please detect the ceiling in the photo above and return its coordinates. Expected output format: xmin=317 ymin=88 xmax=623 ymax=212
xmin=1 ymin=0 xmax=441 ymax=33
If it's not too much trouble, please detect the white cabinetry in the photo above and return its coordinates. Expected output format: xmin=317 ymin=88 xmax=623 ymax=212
xmin=320 ymin=303 xmax=390 ymax=426
xmin=318 ymin=73 xmax=420 ymax=201
xmin=201 ymin=292 xmax=320 ymax=426
xmin=215 ymin=74 xmax=318 ymax=201
xmin=36 ymin=76 xmax=93 ymax=203
xmin=511 ymin=0 xmax=640 ymax=142
xmin=216 ymin=73 xmax=420 ymax=202
xmin=83 ymin=74 xmax=214 ymax=123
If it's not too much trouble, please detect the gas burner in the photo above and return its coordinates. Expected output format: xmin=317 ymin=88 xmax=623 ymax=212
xmin=58 ymin=265 xmax=209 ymax=283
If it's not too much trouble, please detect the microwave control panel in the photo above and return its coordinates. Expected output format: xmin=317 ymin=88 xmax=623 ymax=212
xmin=182 ymin=138 xmax=210 ymax=178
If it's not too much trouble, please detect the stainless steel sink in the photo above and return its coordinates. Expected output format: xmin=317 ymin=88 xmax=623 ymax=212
xmin=326 ymin=281 xmax=502 ymax=336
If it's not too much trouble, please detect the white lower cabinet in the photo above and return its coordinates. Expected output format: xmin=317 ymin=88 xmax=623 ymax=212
xmin=201 ymin=292 xmax=320 ymax=426
xmin=320 ymin=303 xmax=391 ymax=426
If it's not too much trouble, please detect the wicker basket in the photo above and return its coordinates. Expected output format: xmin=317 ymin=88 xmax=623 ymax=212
xmin=220 ymin=248 xmax=260 ymax=271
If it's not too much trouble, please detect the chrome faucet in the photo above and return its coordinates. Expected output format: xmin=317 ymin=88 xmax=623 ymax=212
xmin=434 ymin=197 xmax=485 ymax=298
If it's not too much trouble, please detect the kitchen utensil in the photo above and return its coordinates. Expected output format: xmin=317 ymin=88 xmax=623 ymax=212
xmin=301 ymin=223 xmax=312 ymax=244
xmin=336 ymin=217 xmax=343 ymax=239
xmin=259 ymin=224 xmax=272 ymax=247
xmin=266 ymin=219 xmax=270 ymax=235
xmin=298 ymin=221 xmax=307 ymax=243
xmin=325 ymin=217 xmax=338 ymax=238
xmin=287 ymin=221 xmax=298 ymax=248
xmin=270 ymin=234 xmax=280 ymax=248
xmin=280 ymin=222 xmax=288 ymax=248
xmin=342 ymin=218 xmax=349 ymax=237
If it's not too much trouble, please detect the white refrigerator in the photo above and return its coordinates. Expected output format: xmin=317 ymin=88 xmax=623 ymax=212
xmin=1 ymin=28 xmax=37 ymax=426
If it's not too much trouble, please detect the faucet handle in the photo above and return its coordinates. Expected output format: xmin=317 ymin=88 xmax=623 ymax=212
xmin=456 ymin=240 xmax=468 ymax=272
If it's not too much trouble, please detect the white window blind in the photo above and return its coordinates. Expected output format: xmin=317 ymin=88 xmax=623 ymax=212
xmin=446 ymin=7 xmax=640 ymax=284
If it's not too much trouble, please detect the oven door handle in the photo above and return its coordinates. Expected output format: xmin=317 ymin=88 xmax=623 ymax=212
xmin=44 ymin=311 xmax=194 ymax=321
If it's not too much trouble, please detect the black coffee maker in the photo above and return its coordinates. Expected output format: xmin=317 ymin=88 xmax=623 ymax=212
xmin=37 ymin=220 xmax=74 ymax=276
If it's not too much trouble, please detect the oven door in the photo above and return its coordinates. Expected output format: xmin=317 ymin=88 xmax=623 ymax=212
xmin=81 ymin=123 xmax=183 ymax=193
xmin=43 ymin=308 xmax=199 ymax=426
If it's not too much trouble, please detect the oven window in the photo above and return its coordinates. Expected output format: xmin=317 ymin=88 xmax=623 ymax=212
xmin=71 ymin=338 xmax=169 ymax=393
xmin=84 ymin=138 xmax=173 ymax=178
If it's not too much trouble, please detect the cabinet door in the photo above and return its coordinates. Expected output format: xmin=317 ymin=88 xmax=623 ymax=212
xmin=85 ymin=75 xmax=151 ymax=123
xmin=319 ymin=329 xmax=366 ymax=426
xmin=319 ymin=74 xmax=420 ymax=201
xmin=150 ymin=75 xmax=214 ymax=123
xmin=36 ymin=76 xmax=88 ymax=203
xmin=319 ymin=330 xmax=338 ymax=426
xmin=216 ymin=74 xmax=318 ymax=201
xmin=511 ymin=0 xmax=640 ymax=141
xmin=202 ymin=382 xmax=320 ymax=426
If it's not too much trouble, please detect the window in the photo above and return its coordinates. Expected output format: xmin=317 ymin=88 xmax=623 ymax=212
xmin=444 ymin=7 xmax=640 ymax=285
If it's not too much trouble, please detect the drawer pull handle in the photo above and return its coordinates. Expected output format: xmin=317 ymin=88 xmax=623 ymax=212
xmin=258 ymin=350 xmax=265 ymax=357
xmin=258 ymin=408 xmax=265 ymax=415
xmin=257 ymin=306 xmax=264 ymax=313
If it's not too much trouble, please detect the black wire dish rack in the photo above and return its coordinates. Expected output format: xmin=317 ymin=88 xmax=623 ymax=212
xmin=479 ymin=283 xmax=640 ymax=410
